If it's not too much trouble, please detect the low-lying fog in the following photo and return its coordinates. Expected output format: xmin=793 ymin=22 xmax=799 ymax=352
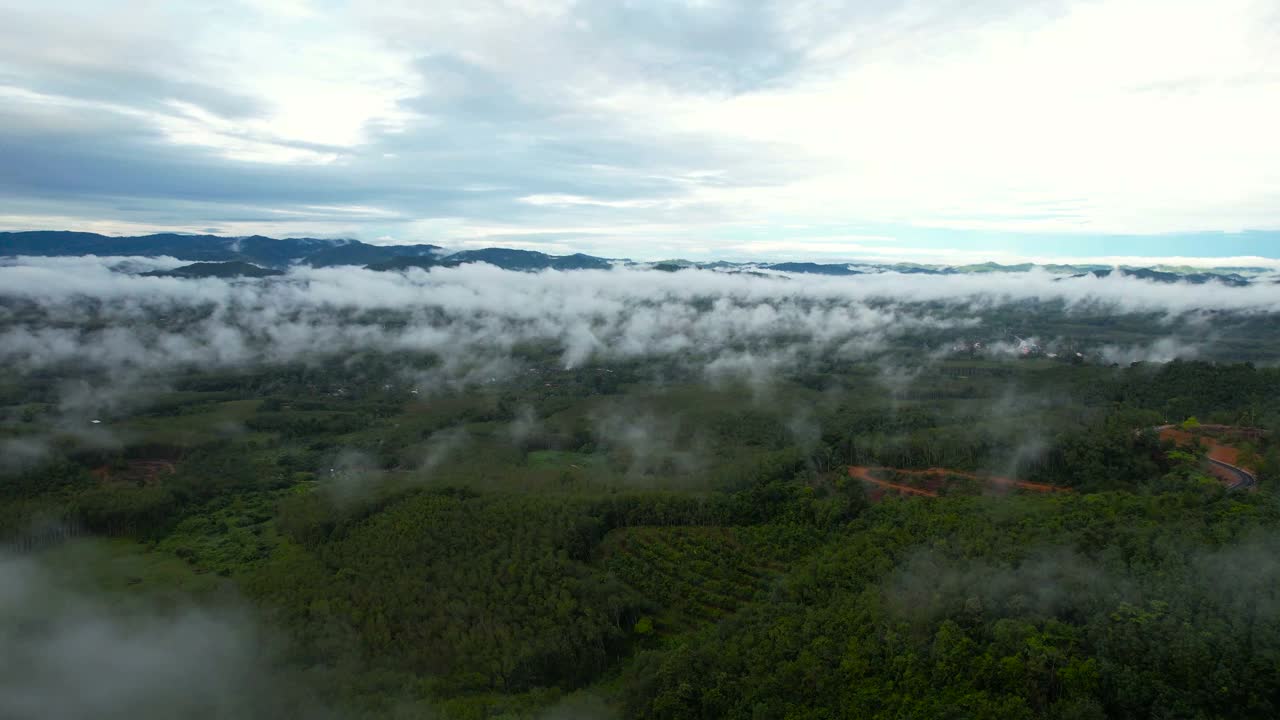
xmin=3 ymin=257 xmax=1271 ymax=382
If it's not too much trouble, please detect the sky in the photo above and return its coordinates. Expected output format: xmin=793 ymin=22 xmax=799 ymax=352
xmin=2 ymin=0 xmax=1280 ymax=264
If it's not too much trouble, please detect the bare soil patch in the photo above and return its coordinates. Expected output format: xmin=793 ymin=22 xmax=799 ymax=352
xmin=848 ymin=466 xmax=1067 ymax=501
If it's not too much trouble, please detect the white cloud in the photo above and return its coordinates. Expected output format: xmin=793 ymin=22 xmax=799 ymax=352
xmin=154 ymin=101 xmax=341 ymax=165
xmin=1 ymin=0 xmax=420 ymax=163
xmin=1 ymin=0 xmax=1279 ymax=246
xmin=518 ymin=194 xmax=675 ymax=209
xmin=1 ymin=258 xmax=1276 ymax=386
xmin=631 ymin=0 xmax=1280 ymax=234
xmin=724 ymin=240 xmax=1280 ymax=269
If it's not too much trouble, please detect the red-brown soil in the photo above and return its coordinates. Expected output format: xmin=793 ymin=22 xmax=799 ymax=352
xmin=1157 ymin=425 xmax=1262 ymax=488
xmin=847 ymin=466 xmax=939 ymax=498
xmin=1158 ymin=427 xmax=1246 ymax=468
xmin=847 ymin=466 xmax=1067 ymax=501
xmin=1162 ymin=422 xmax=1259 ymax=468
xmin=91 ymin=459 xmax=177 ymax=485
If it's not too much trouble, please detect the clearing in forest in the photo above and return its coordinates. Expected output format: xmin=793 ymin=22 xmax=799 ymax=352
xmin=1158 ymin=424 xmax=1263 ymax=487
xmin=848 ymin=466 xmax=1066 ymax=501
xmin=91 ymin=459 xmax=177 ymax=486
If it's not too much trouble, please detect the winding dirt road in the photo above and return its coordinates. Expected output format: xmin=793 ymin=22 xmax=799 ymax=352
xmin=1207 ymin=458 xmax=1256 ymax=490
xmin=847 ymin=467 xmax=939 ymax=497
xmin=1156 ymin=425 xmax=1258 ymax=490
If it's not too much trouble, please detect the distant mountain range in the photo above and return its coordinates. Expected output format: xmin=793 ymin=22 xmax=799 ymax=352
xmin=1073 ymin=267 xmax=1250 ymax=287
xmin=0 ymin=231 xmax=1270 ymax=283
xmin=0 ymin=231 xmax=442 ymax=268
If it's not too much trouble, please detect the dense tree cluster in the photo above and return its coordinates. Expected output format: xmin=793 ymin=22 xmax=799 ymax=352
xmin=625 ymin=489 xmax=1280 ymax=719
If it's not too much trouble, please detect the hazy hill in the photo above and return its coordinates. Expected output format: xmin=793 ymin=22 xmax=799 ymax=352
xmin=300 ymin=242 xmax=442 ymax=268
xmin=763 ymin=262 xmax=862 ymax=276
xmin=0 ymin=231 xmax=440 ymax=269
xmin=951 ymin=261 xmax=1036 ymax=273
xmin=365 ymin=256 xmax=444 ymax=272
xmin=142 ymin=261 xmax=284 ymax=278
xmin=1081 ymin=267 xmax=1250 ymax=286
xmin=442 ymin=248 xmax=614 ymax=271
xmin=0 ymin=231 xmax=337 ymax=265
xmin=365 ymin=249 xmax=615 ymax=273
xmin=0 ymin=230 xmax=1266 ymax=283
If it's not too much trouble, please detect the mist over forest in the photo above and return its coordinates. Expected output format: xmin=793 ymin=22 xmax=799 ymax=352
xmin=6 ymin=0 xmax=1280 ymax=713
xmin=6 ymin=254 xmax=1276 ymax=377
xmin=3 ymin=248 xmax=1280 ymax=719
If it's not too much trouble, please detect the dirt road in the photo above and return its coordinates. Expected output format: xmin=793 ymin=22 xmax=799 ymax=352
xmin=847 ymin=466 xmax=1066 ymax=499
xmin=1156 ymin=425 xmax=1258 ymax=490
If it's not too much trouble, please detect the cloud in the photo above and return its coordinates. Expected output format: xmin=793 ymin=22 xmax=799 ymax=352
xmin=589 ymin=407 xmax=707 ymax=479
xmin=1098 ymin=337 xmax=1206 ymax=365
xmin=0 ymin=258 xmax=1268 ymax=391
xmin=0 ymin=436 xmax=51 ymax=475
xmin=0 ymin=258 xmax=1265 ymax=482
xmin=0 ymin=548 xmax=333 ymax=720
xmin=1 ymin=0 xmax=1278 ymax=253
xmin=0 ymin=260 xmax=909 ymax=379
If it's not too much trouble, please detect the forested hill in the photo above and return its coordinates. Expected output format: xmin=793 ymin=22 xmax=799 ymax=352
xmin=365 ymin=248 xmax=615 ymax=272
xmin=2 ymin=230 xmax=1272 ymax=280
xmin=1076 ymin=266 xmax=1251 ymax=286
xmin=0 ymin=231 xmax=443 ymax=268
xmin=142 ymin=261 xmax=284 ymax=278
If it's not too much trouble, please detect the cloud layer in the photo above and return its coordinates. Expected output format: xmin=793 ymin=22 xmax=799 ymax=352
xmin=2 ymin=258 xmax=1276 ymax=389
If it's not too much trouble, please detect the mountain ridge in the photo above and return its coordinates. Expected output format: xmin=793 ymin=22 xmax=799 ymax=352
xmin=0 ymin=230 xmax=442 ymax=269
xmin=0 ymin=230 xmax=1270 ymax=282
